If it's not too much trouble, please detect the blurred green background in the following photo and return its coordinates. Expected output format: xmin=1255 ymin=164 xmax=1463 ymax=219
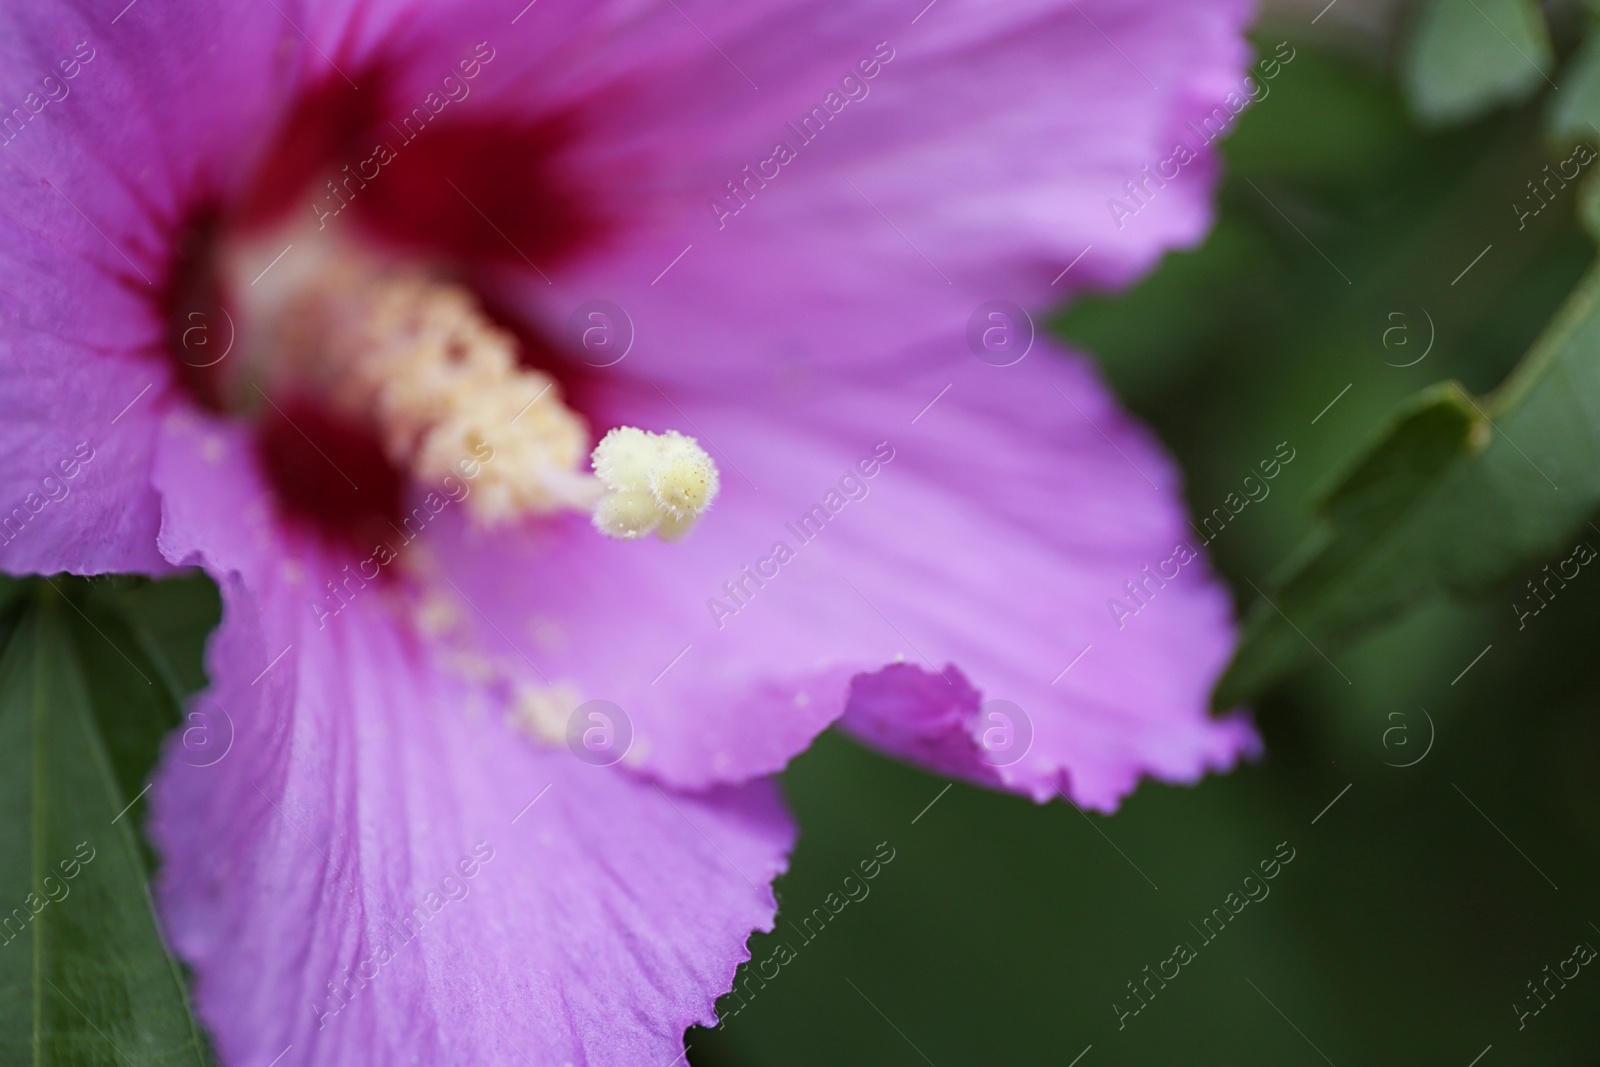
xmin=693 ymin=4 xmax=1600 ymax=1064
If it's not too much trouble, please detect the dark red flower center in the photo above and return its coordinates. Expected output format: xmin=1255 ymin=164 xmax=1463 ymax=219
xmin=158 ymin=69 xmax=611 ymax=554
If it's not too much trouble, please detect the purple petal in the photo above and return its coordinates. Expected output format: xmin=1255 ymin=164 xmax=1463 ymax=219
xmin=149 ymin=413 xmax=792 ymax=1066
xmin=832 ymin=347 xmax=1260 ymax=809
xmin=270 ymin=0 xmax=1253 ymax=376
xmin=529 ymin=0 xmax=1254 ymax=380
xmin=0 ymin=0 xmax=294 ymax=573
xmin=436 ymin=338 xmax=1257 ymax=806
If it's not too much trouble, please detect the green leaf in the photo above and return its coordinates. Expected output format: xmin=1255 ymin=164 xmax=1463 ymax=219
xmin=1545 ymin=30 xmax=1600 ymax=145
xmin=1217 ymin=257 xmax=1600 ymax=707
xmin=1582 ymin=169 xmax=1600 ymax=242
xmin=1402 ymin=0 xmax=1555 ymax=128
xmin=0 ymin=579 xmax=214 ymax=1066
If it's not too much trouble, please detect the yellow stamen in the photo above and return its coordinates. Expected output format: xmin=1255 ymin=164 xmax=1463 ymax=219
xmin=265 ymin=254 xmax=718 ymax=538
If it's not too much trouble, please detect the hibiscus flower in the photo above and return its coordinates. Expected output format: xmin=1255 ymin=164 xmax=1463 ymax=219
xmin=0 ymin=0 xmax=1259 ymax=1062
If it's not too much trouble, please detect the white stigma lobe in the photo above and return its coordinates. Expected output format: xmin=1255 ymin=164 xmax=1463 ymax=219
xmin=590 ymin=427 xmax=719 ymax=541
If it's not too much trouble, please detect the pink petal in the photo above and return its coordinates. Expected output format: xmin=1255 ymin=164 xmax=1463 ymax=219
xmin=438 ymin=337 xmax=1258 ymax=806
xmin=149 ymin=412 xmax=792 ymax=1066
xmin=0 ymin=0 xmax=296 ymax=573
xmin=271 ymin=0 xmax=1252 ymax=375
xmin=541 ymin=0 xmax=1254 ymax=380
